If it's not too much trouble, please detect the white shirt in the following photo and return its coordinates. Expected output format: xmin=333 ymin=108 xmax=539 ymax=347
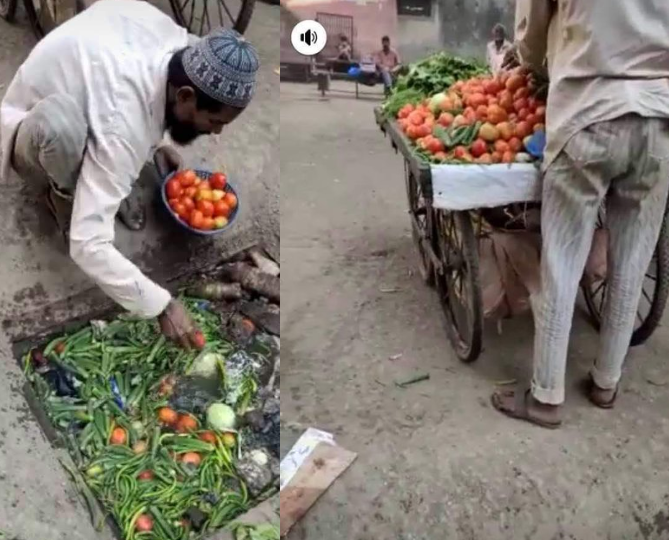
xmin=514 ymin=0 xmax=669 ymax=168
xmin=0 ymin=0 xmax=190 ymax=318
xmin=486 ymin=39 xmax=513 ymax=75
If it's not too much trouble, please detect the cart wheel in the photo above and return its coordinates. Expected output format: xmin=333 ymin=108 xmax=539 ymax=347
xmin=434 ymin=210 xmax=483 ymax=362
xmin=23 ymin=0 xmax=81 ymax=39
xmin=405 ymin=164 xmax=434 ymax=286
xmin=0 ymin=0 xmax=17 ymax=22
xmin=583 ymin=205 xmax=669 ymax=346
xmin=170 ymin=0 xmax=255 ymax=36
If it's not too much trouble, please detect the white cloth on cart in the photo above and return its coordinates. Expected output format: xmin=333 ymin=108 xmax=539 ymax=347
xmin=431 ymin=163 xmax=541 ymax=211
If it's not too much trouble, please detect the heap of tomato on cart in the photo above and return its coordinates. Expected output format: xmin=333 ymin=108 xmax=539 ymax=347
xmin=375 ymin=54 xmax=669 ymax=362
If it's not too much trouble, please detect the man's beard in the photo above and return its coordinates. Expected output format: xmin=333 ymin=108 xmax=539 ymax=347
xmin=165 ymin=106 xmax=200 ymax=146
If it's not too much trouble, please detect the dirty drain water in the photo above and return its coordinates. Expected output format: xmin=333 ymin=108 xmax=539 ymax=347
xmin=15 ymin=298 xmax=279 ymax=540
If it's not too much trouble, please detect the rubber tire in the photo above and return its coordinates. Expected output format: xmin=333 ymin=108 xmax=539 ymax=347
xmin=170 ymin=0 xmax=255 ymax=35
xmin=583 ymin=205 xmax=669 ymax=347
xmin=405 ymin=166 xmax=434 ymax=287
xmin=435 ymin=210 xmax=483 ymax=363
xmin=0 ymin=0 xmax=18 ymax=22
xmin=23 ymin=0 xmax=46 ymax=39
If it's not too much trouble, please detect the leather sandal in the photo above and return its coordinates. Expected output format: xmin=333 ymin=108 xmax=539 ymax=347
xmin=587 ymin=375 xmax=618 ymax=409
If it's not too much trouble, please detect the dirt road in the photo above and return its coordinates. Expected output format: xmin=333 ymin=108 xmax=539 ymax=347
xmin=281 ymin=81 xmax=669 ymax=540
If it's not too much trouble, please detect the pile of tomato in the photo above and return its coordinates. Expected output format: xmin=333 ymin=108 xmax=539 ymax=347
xmin=396 ymin=69 xmax=546 ymax=164
xmin=165 ymin=170 xmax=238 ymax=231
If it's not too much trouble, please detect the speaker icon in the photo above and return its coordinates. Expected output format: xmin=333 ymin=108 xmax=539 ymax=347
xmin=291 ymin=20 xmax=327 ymax=56
xmin=300 ymin=29 xmax=318 ymax=46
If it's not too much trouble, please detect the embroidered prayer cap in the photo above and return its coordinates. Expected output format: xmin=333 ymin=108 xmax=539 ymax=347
xmin=183 ymin=28 xmax=260 ymax=108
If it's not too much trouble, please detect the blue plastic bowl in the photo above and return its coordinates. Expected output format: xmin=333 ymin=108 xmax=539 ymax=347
xmin=161 ymin=169 xmax=239 ymax=236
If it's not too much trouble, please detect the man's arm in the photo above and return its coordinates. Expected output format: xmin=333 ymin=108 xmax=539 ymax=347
xmin=514 ymin=0 xmax=553 ymax=69
xmin=69 ymin=134 xmax=171 ymax=318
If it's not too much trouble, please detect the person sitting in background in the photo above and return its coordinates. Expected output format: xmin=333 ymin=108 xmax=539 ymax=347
xmin=486 ymin=23 xmax=513 ymax=75
xmin=374 ymin=36 xmax=401 ymax=94
xmin=337 ymin=35 xmax=352 ymax=62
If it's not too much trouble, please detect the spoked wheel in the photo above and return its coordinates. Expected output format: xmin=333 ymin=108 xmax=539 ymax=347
xmin=169 ymin=0 xmax=255 ymax=36
xmin=405 ymin=163 xmax=434 ymax=286
xmin=0 ymin=0 xmax=18 ymax=22
xmin=23 ymin=0 xmax=72 ymax=39
xmin=434 ymin=210 xmax=483 ymax=362
xmin=582 ymin=205 xmax=669 ymax=346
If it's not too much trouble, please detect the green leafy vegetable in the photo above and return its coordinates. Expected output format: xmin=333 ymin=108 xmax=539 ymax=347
xmin=382 ymin=53 xmax=488 ymax=118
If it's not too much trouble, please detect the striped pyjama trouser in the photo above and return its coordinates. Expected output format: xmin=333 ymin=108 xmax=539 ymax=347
xmin=11 ymin=94 xmax=87 ymax=200
xmin=532 ymin=115 xmax=669 ymax=404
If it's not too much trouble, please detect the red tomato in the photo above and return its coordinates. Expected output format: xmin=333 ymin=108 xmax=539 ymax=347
xmin=224 ymin=192 xmax=238 ymax=210
xmin=179 ymin=170 xmax=196 ymax=187
xmin=408 ymin=111 xmax=424 ymax=126
xmin=110 ymin=427 xmax=127 ymax=445
xmin=196 ymin=199 xmax=215 ymax=218
xmin=199 ymin=431 xmax=218 ymax=444
xmin=470 ymin=139 xmax=487 ymax=158
xmin=526 ymin=113 xmax=539 ymax=128
xmin=136 ymin=515 xmax=154 ymax=533
xmin=201 ymin=217 xmax=215 ymax=231
xmin=453 ymin=146 xmax=468 ymax=159
xmin=191 ymin=330 xmax=206 ymax=349
xmin=502 ymin=151 xmax=516 ymax=164
xmin=210 ymin=172 xmax=227 ymax=190
xmin=214 ymin=200 xmax=231 ymax=217
xmin=181 ymin=452 xmax=202 ymax=467
xmin=475 ymin=105 xmax=488 ymax=120
xmin=173 ymin=203 xmax=188 ymax=219
xmin=176 ymin=414 xmax=199 ymax=433
xmin=438 ymin=112 xmax=454 ymax=127
xmin=190 ymin=210 xmax=205 ymax=229
xmin=166 ymin=179 xmax=182 ymax=199
xmin=184 ymin=186 xmax=198 ymax=199
xmin=514 ymin=98 xmax=529 ymax=113
xmin=494 ymin=140 xmax=510 ymax=154
xmin=416 ymin=124 xmax=431 ymax=138
xmin=508 ymin=137 xmax=523 ymax=152
xmin=168 ymin=198 xmax=180 ymax=210
xmin=426 ymin=137 xmax=445 ymax=154
xmin=534 ymin=106 xmax=546 ymax=122
xmin=198 ymin=180 xmax=211 ymax=192
xmin=515 ymin=121 xmax=532 ymax=139
xmin=138 ymin=470 xmax=154 ymax=481
xmin=181 ymin=197 xmax=195 ymax=211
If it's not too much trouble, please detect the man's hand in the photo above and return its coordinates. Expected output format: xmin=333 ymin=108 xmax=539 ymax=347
xmin=154 ymin=145 xmax=183 ymax=178
xmin=158 ymin=299 xmax=200 ymax=349
xmin=501 ymin=46 xmax=520 ymax=71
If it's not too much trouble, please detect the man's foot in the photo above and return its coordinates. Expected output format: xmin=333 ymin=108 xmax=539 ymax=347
xmin=45 ymin=187 xmax=73 ymax=244
xmin=491 ymin=386 xmax=563 ymax=429
xmin=587 ymin=377 xmax=618 ymax=409
xmin=116 ymin=195 xmax=146 ymax=231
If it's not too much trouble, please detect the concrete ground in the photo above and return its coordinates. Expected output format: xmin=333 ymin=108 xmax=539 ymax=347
xmin=0 ymin=3 xmax=278 ymax=539
xmin=281 ymin=81 xmax=669 ymax=540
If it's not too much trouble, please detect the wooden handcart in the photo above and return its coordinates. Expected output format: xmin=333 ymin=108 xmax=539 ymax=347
xmin=374 ymin=107 xmax=669 ymax=362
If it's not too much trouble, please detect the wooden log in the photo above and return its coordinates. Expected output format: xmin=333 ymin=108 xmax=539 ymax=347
xmin=221 ymin=263 xmax=280 ymax=304
xmin=249 ymin=249 xmax=280 ymax=277
xmin=187 ymin=282 xmax=243 ymax=301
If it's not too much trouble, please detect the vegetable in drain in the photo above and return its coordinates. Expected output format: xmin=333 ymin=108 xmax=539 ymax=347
xmin=207 ymin=403 xmax=236 ymax=431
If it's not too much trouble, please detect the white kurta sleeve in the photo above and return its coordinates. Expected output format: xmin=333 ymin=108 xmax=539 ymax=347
xmin=69 ymin=133 xmax=172 ymax=318
xmin=514 ymin=0 xmax=553 ymax=69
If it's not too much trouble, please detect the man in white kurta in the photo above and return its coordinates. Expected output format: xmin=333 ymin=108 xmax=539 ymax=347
xmin=492 ymin=0 xmax=669 ymax=427
xmin=0 ymin=0 xmax=259 ymax=346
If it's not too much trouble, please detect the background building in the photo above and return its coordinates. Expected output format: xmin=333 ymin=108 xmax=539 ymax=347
xmin=280 ymin=0 xmax=514 ymax=71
